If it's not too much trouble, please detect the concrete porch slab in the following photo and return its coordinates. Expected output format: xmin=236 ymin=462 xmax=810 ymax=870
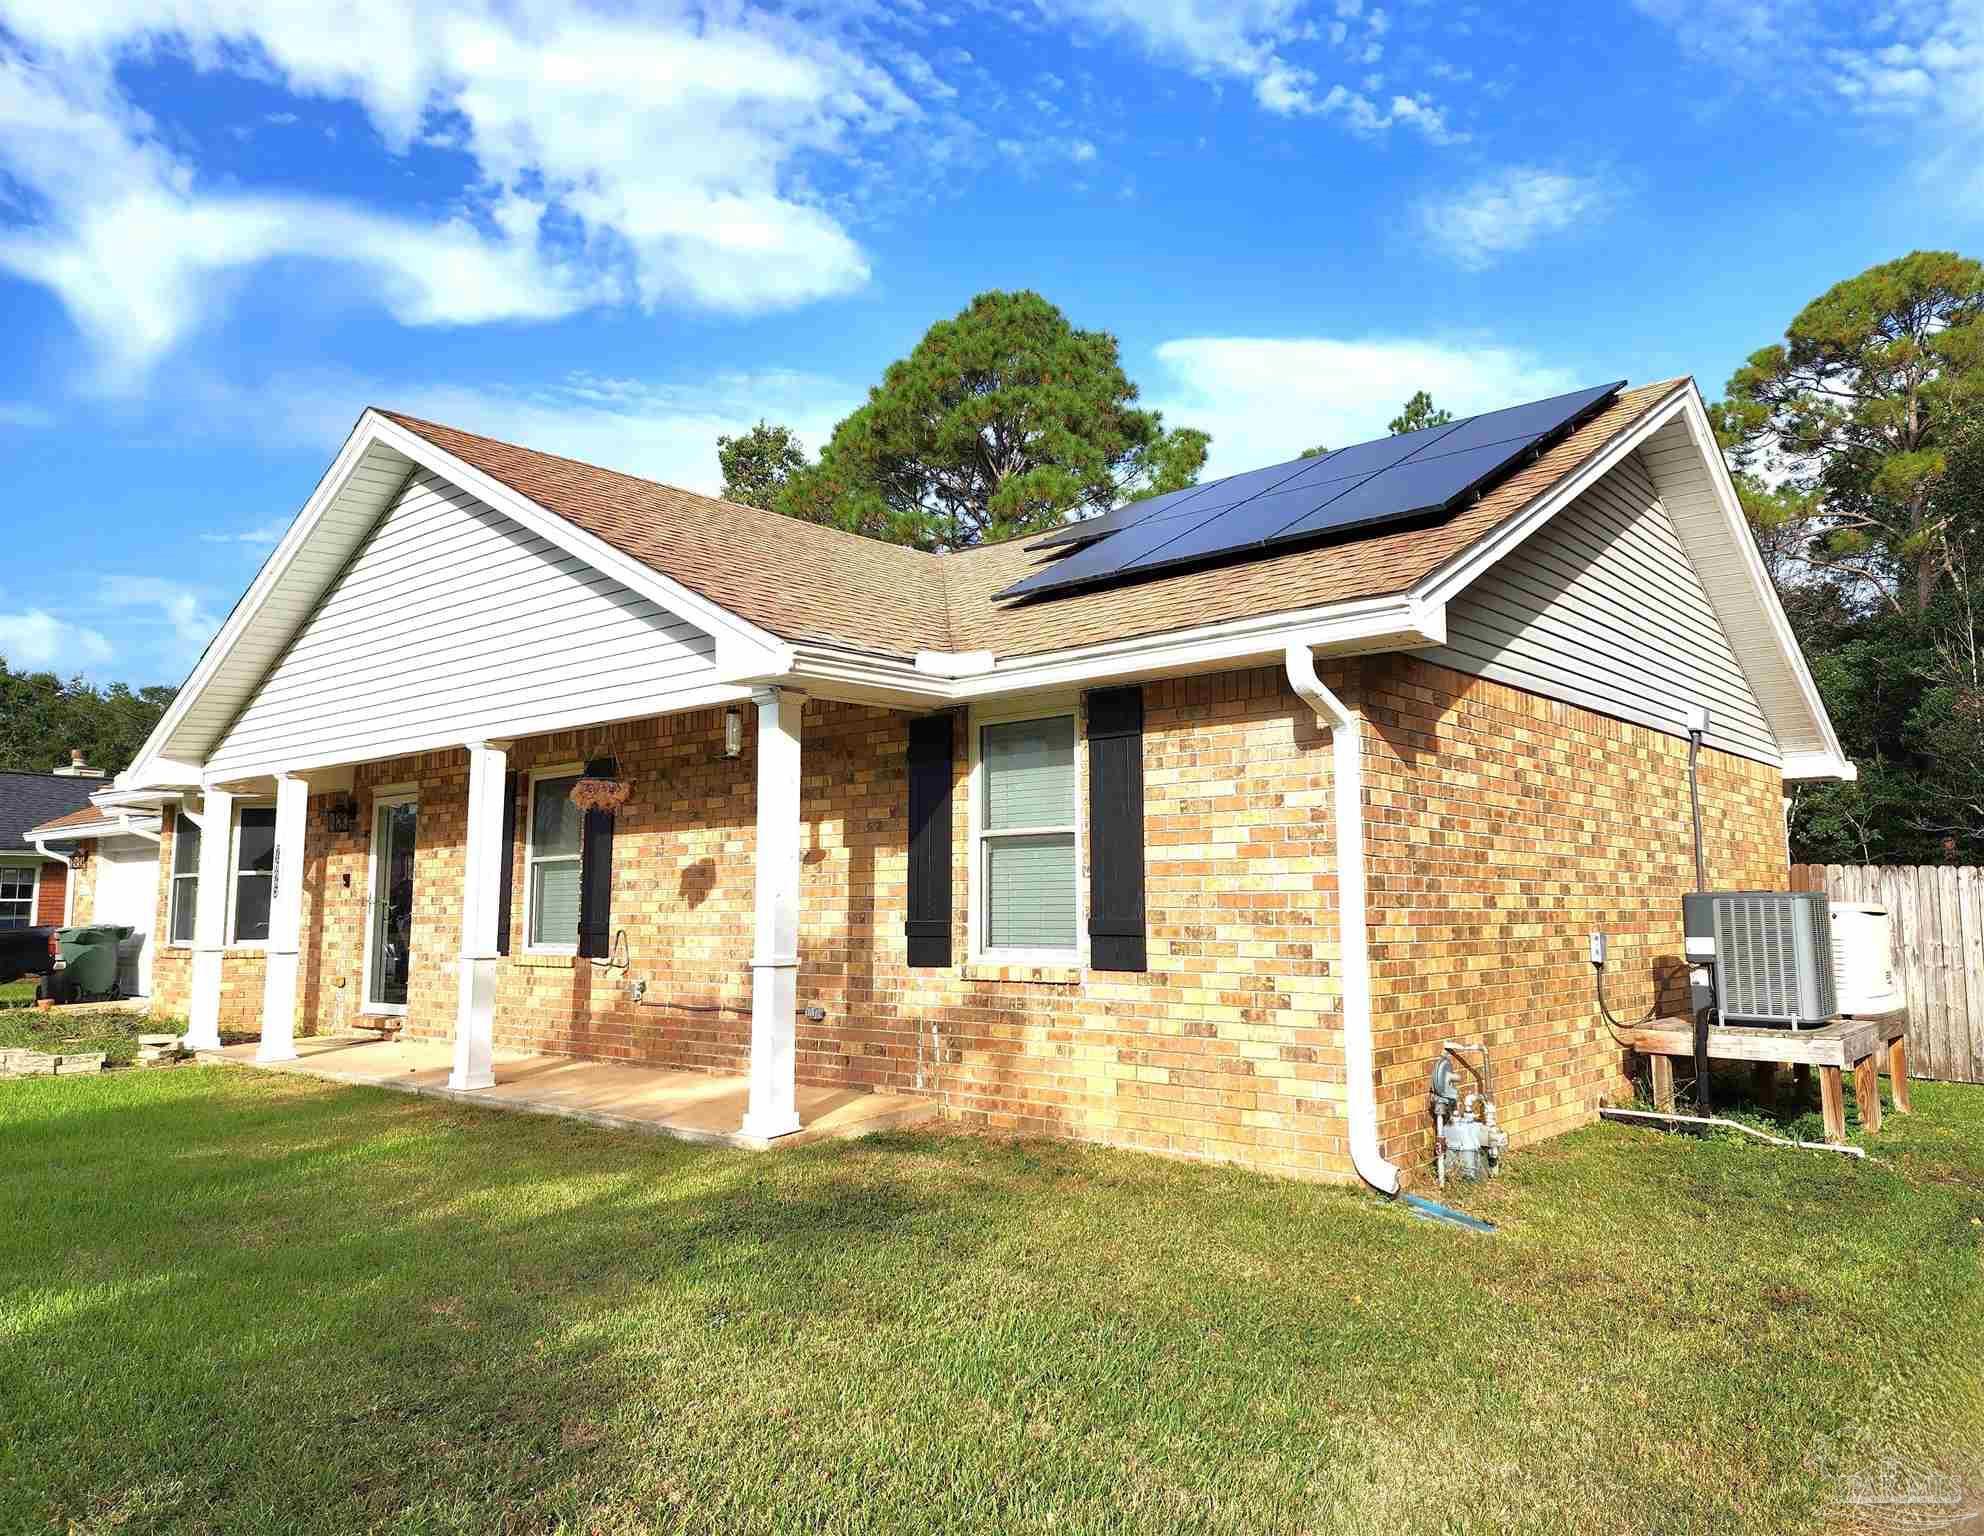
xmin=201 ymin=1035 xmax=940 ymax=1150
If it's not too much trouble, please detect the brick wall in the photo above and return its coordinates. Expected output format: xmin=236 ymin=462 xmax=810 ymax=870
xmin=1361 ymin=655 xmax=1788 ymax=1165
xmin=145 ymin=656 xmax=1788 ymax=1183
xmin=35 ymin=858 xmax=69 ymax=926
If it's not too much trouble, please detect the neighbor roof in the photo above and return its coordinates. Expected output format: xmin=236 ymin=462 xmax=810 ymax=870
xmin=380 ymin=378 xmax=1683 ymax=662
xmin=0 ymin=773 xmax=100 ymax=854
xmin=24 ymin=804 xmax=117 ymax=840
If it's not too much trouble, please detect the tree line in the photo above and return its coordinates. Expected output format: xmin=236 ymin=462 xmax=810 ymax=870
xmin=0 ymin=663 xmax=176 ymax=778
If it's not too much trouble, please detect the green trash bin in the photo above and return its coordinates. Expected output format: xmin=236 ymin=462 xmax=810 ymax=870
xmin=49 ymin=925 xmax=135 ymax=1001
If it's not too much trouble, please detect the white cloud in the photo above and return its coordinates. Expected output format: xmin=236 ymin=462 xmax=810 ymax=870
xmin=1048 ymin=0 xmax=1452 ymax=134
xmin=216 ymin=367 xmax=860 ymax=498
xmin=0 ymin=1 xmax=910 ymax=387
xmin=1147 ymin=335 xmax=1577 ymax=478
xmin=1417 ymin=166 xmax=1607 ymax=270
xmin=1636 ymin=0 xmax=1984 ymax=185
xmin=95 ymin=576 xmax=225 ymax=667
xmin=199 ymin=523 xmax=288 ymax=547
xmin=0 ymin=610 xmax=114 ymax=669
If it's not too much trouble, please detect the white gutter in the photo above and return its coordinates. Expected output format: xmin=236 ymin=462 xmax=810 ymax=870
xmin=1283 ymin=641 xmax=1402 ymax=1196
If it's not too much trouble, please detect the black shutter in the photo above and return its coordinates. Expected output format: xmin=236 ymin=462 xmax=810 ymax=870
xmin=495 ymin=770 xmax=520 ymax=956
xmin=905 ymin=715 xmax=954 ymax=967
xmin=576 ymin=756 xmax=616 ymax=959
xmin=1086 ymin=686 xmax=1147 ymax=972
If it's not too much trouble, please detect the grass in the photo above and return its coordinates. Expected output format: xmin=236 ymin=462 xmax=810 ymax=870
xmin=0 ymin=975 xmax=38 ymax=1008
xmin=0 ymin=1003 xmax=158 ymax=1064
xmin=3 ymin=1069 xmax=1981 ymax=1536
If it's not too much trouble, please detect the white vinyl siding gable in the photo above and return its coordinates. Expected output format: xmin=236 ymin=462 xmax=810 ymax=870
xmin=1423 ymin=452 xmax=1780 ymax=765
xmin=206 ymin=470 xmax=719 ymax=775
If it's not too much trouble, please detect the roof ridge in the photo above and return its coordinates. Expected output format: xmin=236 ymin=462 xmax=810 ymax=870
xmin=376 ymin=408 xmax=951 ymax=570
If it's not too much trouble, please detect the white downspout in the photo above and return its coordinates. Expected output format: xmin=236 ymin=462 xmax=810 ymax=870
xmin=1284 ymin=642 xmax=1402 ymax=1196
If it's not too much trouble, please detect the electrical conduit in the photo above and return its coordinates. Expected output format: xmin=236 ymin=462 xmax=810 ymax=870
xmin=1283 ymin=642 xmax=1402 ymax=1196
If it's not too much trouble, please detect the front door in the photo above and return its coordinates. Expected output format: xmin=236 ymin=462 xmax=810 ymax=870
xmin=366 ymin=798 xmax=417 ymax=1011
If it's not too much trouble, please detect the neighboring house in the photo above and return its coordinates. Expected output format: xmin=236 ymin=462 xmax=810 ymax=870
xmin=61 ymin=377 xmax=1851 ymax=1183
xmin=24 ymin=798 xmax=163 ymax=996
xmin=1 ymin=755 xmax=108 ymax=935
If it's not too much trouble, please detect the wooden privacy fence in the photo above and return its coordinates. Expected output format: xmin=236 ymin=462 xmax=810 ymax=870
xmin=1789 ymin=864 xmax=1984 ymax=1084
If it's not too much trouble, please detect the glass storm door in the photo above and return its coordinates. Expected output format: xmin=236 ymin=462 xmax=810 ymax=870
xmin=368 ymin=799 xmax=418 ymax=1010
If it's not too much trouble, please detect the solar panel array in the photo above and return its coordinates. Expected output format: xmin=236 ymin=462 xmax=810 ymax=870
xmin=1000 ymin=380 xmax=1626 ymax=601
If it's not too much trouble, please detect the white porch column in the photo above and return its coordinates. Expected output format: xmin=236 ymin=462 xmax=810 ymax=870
xmin=255 ymin=774 xmax=310 ymax=1063
xmin=182 ymin=786 xmax=235 ymax=1052
xmin=743 ymin=686 xmax=804 ymax=1140
xmin=450 ymin=740 xmax=508 ymax=1091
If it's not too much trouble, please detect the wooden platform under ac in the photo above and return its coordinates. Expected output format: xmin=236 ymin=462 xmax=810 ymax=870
xmin=1623 ymin=1010 xmax=1909 ymax=1144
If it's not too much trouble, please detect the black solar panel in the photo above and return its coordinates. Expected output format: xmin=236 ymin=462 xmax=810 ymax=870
xmin=997 ymin=379 xmax=1624 ymax=601
xmin=1027 ymin=476 xmax=1227 ymax=549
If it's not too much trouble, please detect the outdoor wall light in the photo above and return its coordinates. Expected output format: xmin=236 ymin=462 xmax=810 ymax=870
xmin=723 ymin=706 xmax=744 ymax=759
xmin=325 ymin=794 xmax=360 ymax=836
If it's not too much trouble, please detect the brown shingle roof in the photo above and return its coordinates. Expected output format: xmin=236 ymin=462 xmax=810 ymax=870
xmin=378 ymin=411 xmax=955 ymax=657
xmin=382 ymin=378 xmax=1685 ymax=664
xmin=24 ymin=803 xmax=111 ymax=839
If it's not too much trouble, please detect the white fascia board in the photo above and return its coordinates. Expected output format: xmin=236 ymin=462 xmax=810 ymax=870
xmin=361 ymin=414 xmax=793 ymax=681
xmin=206 ymin=679 xmax=755 ymax=784
xmin=963 ymin=593 xmax=1444 ymax=698
xmin=1781 ymin=751 xmax=1858 ymax=783
xmin=787 ymin=593 xmax=1445 ymax=706
xmin=1669 ymin=387 xmax=1848 ymax=770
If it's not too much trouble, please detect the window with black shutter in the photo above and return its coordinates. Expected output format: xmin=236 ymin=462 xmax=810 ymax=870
xmin=1085 ymin=686 xmax=1146 ymax=972
xmin=905 ymin=714 xmax=954 ymax=967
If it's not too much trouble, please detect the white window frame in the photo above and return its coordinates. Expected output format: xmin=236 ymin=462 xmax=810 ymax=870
xmin=524 ymin=762 xmax=584 ymax=955
xmin=967 ymin=694 xmax=1086 ymax=967
xmin=360 ymin=792 xmax=418 ymax=1017
xmin=226 ymin=801 xmax=276 ymax=950
xmin=167 ymin=811 xmax=200 ymax=948
xmin=0 ymin=860 xmax=34 ymax=931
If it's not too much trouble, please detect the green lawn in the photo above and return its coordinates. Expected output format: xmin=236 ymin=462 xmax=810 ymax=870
xmin=3 ymin=1068 xmax=1981 ymax=1536
xmin=0 ymin=1002 xmax=154 ymax=1063
xmin=0 ymin=975 xmax=38 ymax=1008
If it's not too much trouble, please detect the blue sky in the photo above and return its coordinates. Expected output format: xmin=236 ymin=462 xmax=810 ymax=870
xmin=2 ymin=0 xmax=1980 ymax=687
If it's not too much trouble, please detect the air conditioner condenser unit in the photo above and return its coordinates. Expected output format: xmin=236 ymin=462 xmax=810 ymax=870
xmin=1683 ymin=891 xmax=1837 ymax=1028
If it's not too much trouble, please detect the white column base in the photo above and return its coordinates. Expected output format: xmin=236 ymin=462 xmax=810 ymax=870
xmin=183 ymin=948 xmax=224 ymax=1052
xmin=449 ymin=953 xmax=499 ymax=1091
xmin=742 ymin=956 xmax=801 ymax=1139
xmin=255 ymin=949 xmax=300 ymax=1063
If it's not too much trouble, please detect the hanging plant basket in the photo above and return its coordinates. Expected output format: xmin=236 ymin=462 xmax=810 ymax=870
xmin=569 ymin=775 xmax=633 ymax=816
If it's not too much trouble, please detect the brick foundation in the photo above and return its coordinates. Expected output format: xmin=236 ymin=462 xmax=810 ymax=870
xmin=146 ymin=658 xmax=1787 ymax=1182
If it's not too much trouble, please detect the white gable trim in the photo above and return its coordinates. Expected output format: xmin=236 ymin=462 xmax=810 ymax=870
xmin=122 ymin=412 xmax=792 ymax=789
xmin=1411 ymin=381 xmax=1852 ymax=782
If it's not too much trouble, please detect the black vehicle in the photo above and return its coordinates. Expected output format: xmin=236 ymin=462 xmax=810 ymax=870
xmin=0 ymin=926 xmax=57 ymax=984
